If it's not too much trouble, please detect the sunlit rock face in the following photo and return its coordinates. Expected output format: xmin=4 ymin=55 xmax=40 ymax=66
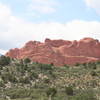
xmin=6 ymin=37 xmax=100 ymax=66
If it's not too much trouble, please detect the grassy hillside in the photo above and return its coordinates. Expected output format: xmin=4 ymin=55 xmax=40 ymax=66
xmin=0 ymin=56 xmax=100 ymax=100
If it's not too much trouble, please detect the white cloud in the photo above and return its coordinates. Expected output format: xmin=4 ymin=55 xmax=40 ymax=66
xmin=0 ymin=2 xmax=100 ymax=54
xmin=30 ymin=0 xmax=57 ymax=13
xmin=85 ymin=0 xmax=100 ymax=15
xmin=0 ymin=49 xmax=7 ymax=54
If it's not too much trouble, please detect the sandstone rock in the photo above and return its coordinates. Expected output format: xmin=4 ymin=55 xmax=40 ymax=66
xmin=6 ymin=37 xmax=100 ymax=66
xmin=6 ymin=48 xmax=20 ymax=58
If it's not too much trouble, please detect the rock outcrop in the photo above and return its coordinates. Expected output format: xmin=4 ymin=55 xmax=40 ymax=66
xmin=6 ymin=37 xmax=100 ymax=66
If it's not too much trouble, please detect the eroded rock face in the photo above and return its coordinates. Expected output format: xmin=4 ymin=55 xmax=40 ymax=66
xmin=6 ymin=37 xmax=100 ymax=66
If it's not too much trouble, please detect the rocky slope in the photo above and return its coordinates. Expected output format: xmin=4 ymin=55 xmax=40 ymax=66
xmin=6 ymin=37 xmax=100 ymax=66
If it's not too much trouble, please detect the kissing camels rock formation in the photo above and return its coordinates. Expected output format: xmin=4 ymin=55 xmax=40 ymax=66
xmin=6 ymin=37 xmax=100 ymax=66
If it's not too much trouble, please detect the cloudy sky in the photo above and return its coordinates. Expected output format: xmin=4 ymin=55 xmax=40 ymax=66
xmin=0 ymin=0 xmax=100 ymax=54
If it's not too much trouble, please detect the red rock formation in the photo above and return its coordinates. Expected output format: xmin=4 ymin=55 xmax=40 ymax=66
xmin=6 ymin=37 xmax=100 ymax=66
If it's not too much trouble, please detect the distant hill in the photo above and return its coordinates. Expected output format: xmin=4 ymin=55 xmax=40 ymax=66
xmin=6 ymin=37 xmax=100 ymax=66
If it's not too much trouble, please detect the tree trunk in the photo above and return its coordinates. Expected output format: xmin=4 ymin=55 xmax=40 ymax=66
xmin=48 ymin=95 xmax=52 ymax=100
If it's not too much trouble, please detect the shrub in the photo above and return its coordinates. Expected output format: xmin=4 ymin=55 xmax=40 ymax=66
xmin=46 ymin=87 xmax=57 ymax=97
xmin=75 ymin=63 xmax=80 ymax=66
xmin=6 ymin=88 xmax=30 ymax=99
xmin=70 ymin=90 xmax=97 ymax=100
xmin=24 ymin=58 xmax=31 ymax=64
xmin=19 ymin=77 xmax=30 ymax=84
xmin=44 ymin=78 xmax=50 ymax=84
xmin=90 ymin=71 xmax=97 ymax=76
xmin=65 ymin=86 xmax=73 ymax=96
xmin=0 ymin=56 xmax=11 ymax=66
xmin=0 ymin=79 xmax=5 ymax=87
xmin=50 ymin=63 xmax=54 ymax=66
xmin=87 ymin=62 xmax=97 ymax=69
xmin=30 ymin=72 xmax=38 ymax=80
xmin=1 ymin=72 xmax=17 ymax=83
xmin=38 ymin=63 xmax=53 ymax=73
xmin=64 ymin=64 xmax=70 ymax=68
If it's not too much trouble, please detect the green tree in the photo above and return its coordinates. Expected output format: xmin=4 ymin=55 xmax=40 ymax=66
xmin=24 ymin=58 xmax=31 ymax=64
xmin=46 ymin=87 xmax=57 ymax=100
xmin=87 ymin=62 xmax=97 ymax=69
xmin=0 ymin=56 xmax=11 ymax=66
xmin=65 ymin=86 xmax=73 ymax=96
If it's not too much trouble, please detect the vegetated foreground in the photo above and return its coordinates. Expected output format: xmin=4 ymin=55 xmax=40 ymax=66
xmin=0 ymin=56 xmax=100 ymax=100
xmin=6 ymin=37 xmax=100 ymax=66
